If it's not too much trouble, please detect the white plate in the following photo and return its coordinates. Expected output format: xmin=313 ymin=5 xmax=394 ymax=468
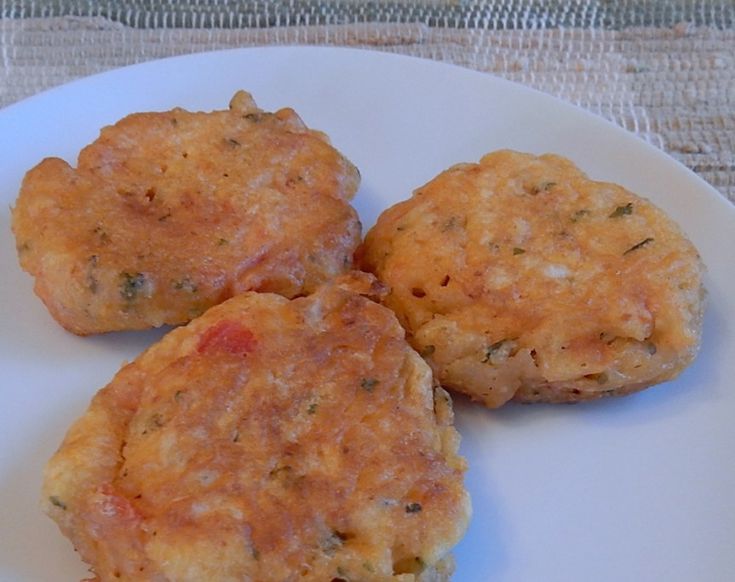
xmin=1 ymin=47 xmax=733 ymax=582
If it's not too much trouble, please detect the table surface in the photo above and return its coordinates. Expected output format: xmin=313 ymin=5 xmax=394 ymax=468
xmin=1 ymin=0 xmax=733 ymax=205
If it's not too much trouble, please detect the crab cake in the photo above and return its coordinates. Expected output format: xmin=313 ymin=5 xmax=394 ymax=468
xmin=42 ymin=272 xmax=470 ymax=582
xmin=359 ymin=150 xmax=706 ymax=408
xmin=12 ymin=91 xmax=360 ymax=335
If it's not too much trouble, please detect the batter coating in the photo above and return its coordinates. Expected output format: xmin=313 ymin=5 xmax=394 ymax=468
xmin=12 ymin=91 xmax=360 ymax=334
xmin=359 ymin=150 xmax=706 ymax=407
xmin=42 ymin=273 xmax=470 ymax=581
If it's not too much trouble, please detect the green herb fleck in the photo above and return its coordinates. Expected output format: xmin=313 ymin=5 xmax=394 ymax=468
xmin=189 ymin=306 xmax=205 ymax=318
xmin=217 ymin=238 xmax=229 ymax=246
xmin=142 ymin=413 xmax=164 ymax=435
xmin=512 ymin=247 xmax=526 ymax=255
xmin=307 ymin=403 xmax=318 ymax=415
xmin=173 ymin=277 xmax=198 ymax=293
xmin=419 ymin=345 xmax=436 ymax=357
xmin=49 ymin=496 xmax=67 ymax=510
xmin=119 ymin=272 xmax=147 ymax=301
xmin=585 ymin=372 xmax=609 ymax=385
xmin=609 ymin=202 xmax=633 ymax=218
xmin=623 ymin=237 xmax=654 ymax=255
xmin=571 ymin=209 xmax=591 ymax=223
xmin=482 ymin=339 xmax=509 ymax=363
xmin=174 ymin=390 xmax=186 ymax=402
xmin=86 ymin=255 xmax=99 ymax=293
xmin=441 ymin=215 xmax=465 ymax=232
xmin=599 ymin=332 xmax=616 ymax=345
xmin=336 ymin=566 xmax=348 ymax=577
xmin=321 ymin=530 xmax=347 ymax=555
xmin=405 ymin=502 xmax=423 ymax=513
xmin=226 ymin=138 xmax=241 ymax=147
xmin=362 ymin=562 xmax=374 ymax=572
xmin=361 ymin=378 xmax=379 ymax=392
xmin=531 ymin=181 xmax=556 ymax=195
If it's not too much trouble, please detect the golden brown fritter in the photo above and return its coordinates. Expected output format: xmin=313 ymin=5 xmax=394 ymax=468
xmin=359 ymin=150 xmax=706 ymax=408
xmin=12 ymin=91 xmax=361 ymax=335
xmin=42 ymin=272 xmax=470 ymax=582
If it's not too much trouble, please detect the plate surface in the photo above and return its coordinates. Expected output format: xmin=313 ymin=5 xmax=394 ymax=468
xmin=0 ymin=47 xmax=733 ymax=582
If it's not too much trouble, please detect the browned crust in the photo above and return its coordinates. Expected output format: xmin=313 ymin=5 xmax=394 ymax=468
xmin=12 ymin=91 xmax=361 ymax=334
xmin=42 ymin=273 xmax=470 ymax=581
xmin=359 ymin=150 xmax=706 ymax=407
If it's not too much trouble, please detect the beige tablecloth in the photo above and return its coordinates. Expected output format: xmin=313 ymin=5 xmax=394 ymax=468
xmin=1 ymin=7 xmax=733 ymax=203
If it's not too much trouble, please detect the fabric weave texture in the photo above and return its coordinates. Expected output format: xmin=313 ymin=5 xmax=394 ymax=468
xmin=1 ymin=1 xmax=733 ymax=202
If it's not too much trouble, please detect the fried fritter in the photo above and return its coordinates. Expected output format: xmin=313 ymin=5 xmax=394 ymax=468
xmin=42 ymin=272 xmax=470 ymax=581
xmin=12 ymin=91 xmax=361 ymax=334
xmin=359 ymin=150 xmax=706 ymax=407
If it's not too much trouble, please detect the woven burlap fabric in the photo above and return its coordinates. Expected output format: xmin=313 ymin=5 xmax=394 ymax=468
xmin=1 ymin=15 xmax=733 ymax=203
